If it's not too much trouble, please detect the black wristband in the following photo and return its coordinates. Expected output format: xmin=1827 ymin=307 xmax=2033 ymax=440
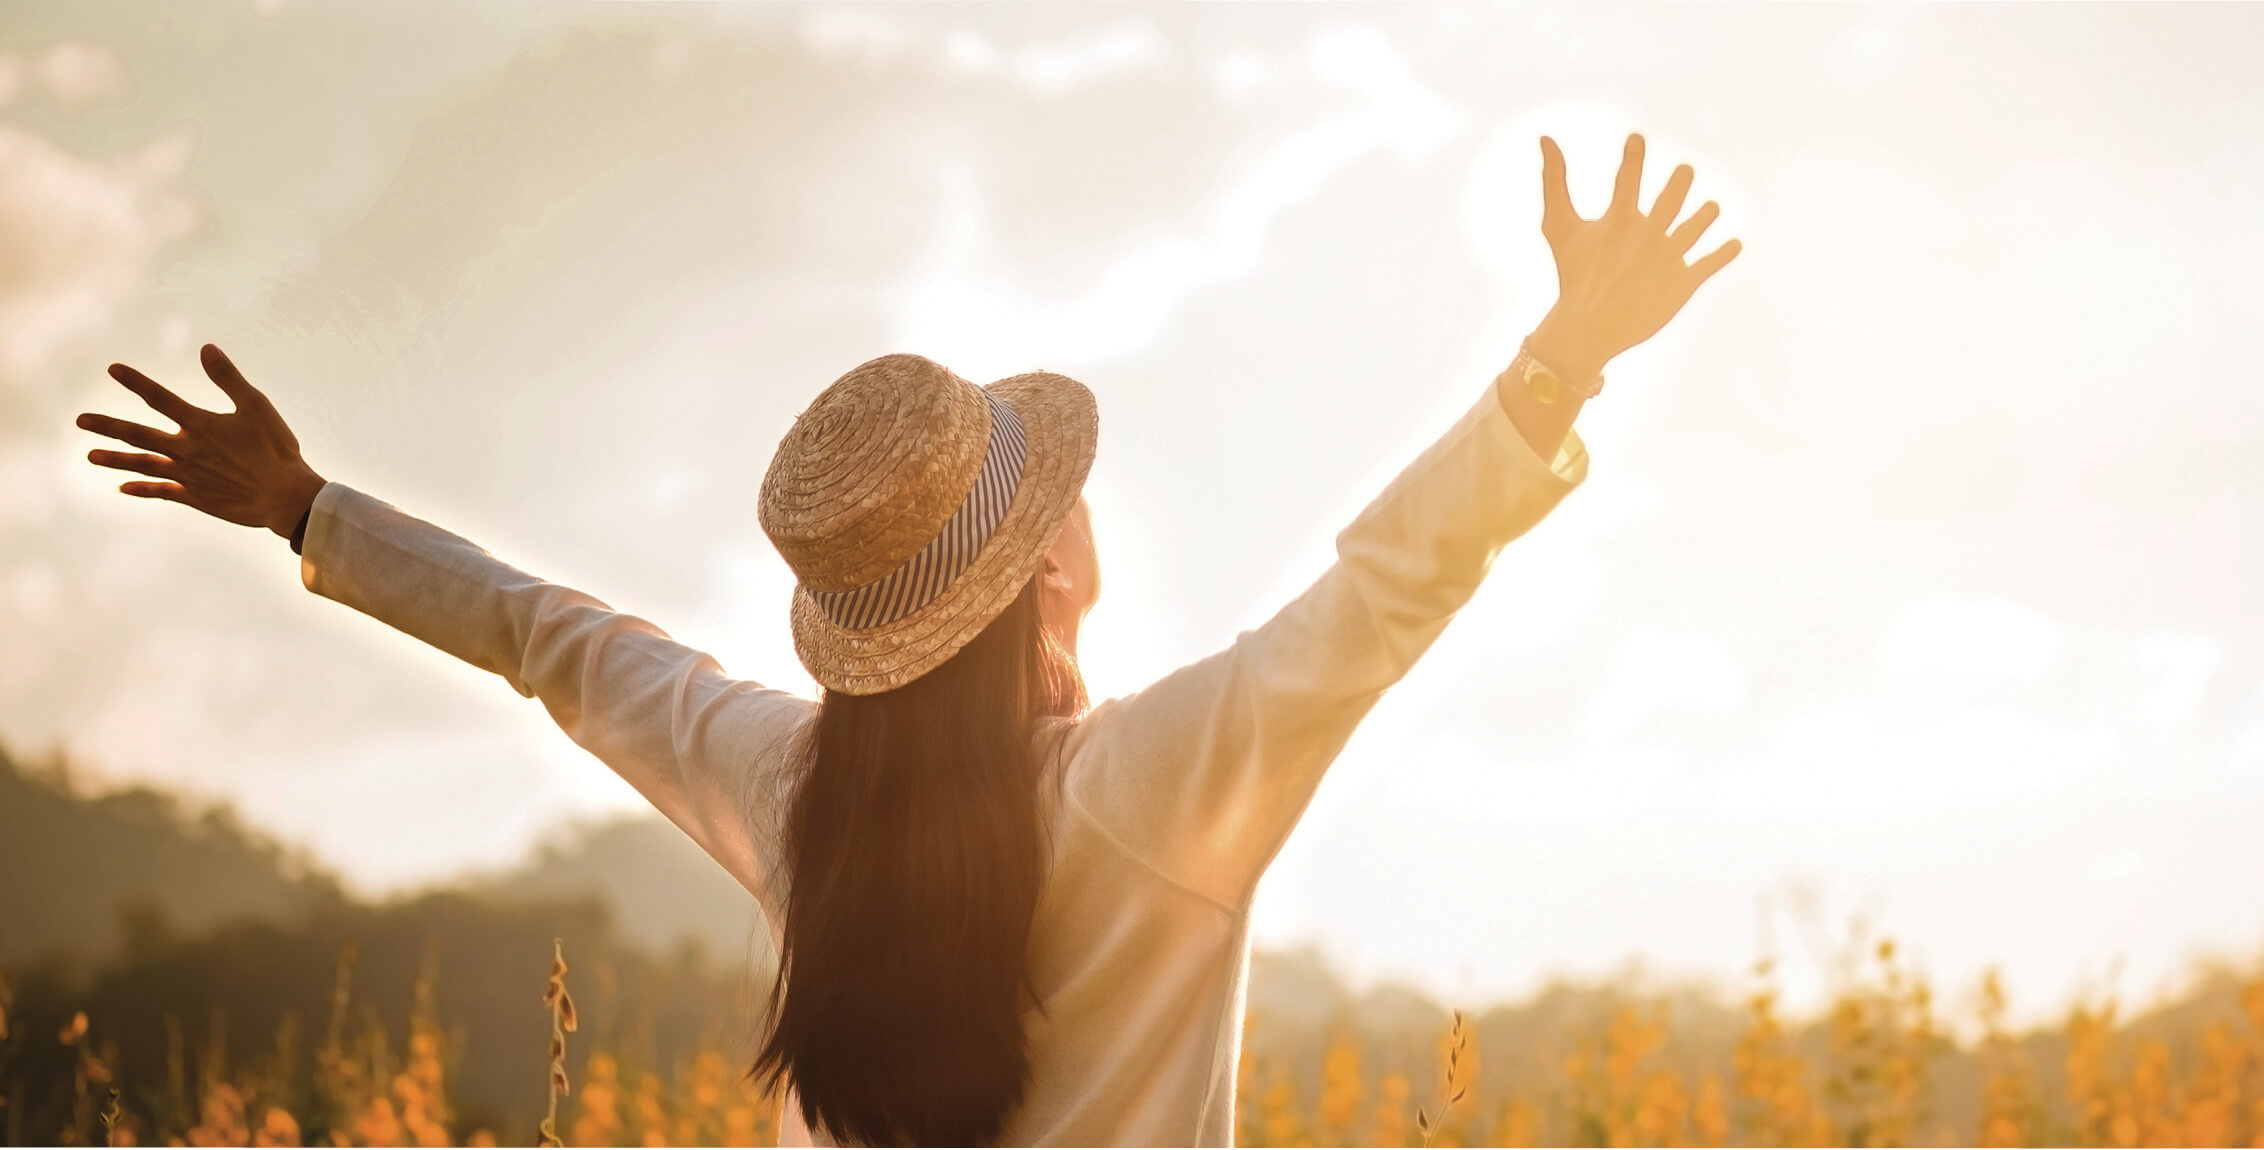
xmin=289 ymin=507 xmax=312 ymax=556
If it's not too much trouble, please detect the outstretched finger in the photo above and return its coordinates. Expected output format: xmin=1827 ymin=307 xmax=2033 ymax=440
xmin=1608 ymin=133 xmax=1645 ymax=216
xmin=88 ymin=449 xmax=179 ymax=480
xmin=76 ymin=412 xmax=177 ymax=453
xmin=1650 ymin=164 xmax=1694 ymax=229
xmin=1687 ymin=238 xmax=1744 ymax=288
xmin=1538 ymin=136 xmax=1577 ymax=234
xmin=200 ymin=343 xmax=272 ymax=413
xmin=1669 ymin=201 xmax=1719 ymax=254
xmin=108 ymin=363 xmax=208 ymax=428
xmin=119 ymin=480 xmax=195 ymax=506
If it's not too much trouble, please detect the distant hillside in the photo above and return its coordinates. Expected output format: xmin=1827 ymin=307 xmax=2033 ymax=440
xmin=0 ymin=745 xmax=344 ymax=968
xmin=468 ymin=814 xmax=774 ymax=970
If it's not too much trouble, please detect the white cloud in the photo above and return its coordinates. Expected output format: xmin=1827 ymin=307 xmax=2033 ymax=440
xmin=1012 ymin=22 xmax=1169 ymax=94
xmin=2227 ymin=681 xmax=2264 ymax=777
xmin=33 ymin=42 xmax=132 ymax=108
xmin=1757 ymin=148 xmax=1975 ymax=466
xmin=940 ymin=28 xmax=1003 ymax=74
xmin=1818 ymin=8 xmax=1912 ymax=92
xmin=937 ymin=21 xmax=1170 ymax=92
xmin=1304 ymin=23 xmax=1464 ymax=162
xmin=1205 ymin=51 xmax=1280 ymax=104
xmin=1760 ymin=141 xmax=2206 ymax=484
xmin=798 ymin=7 xmax=912 ymax=69
xmin=0 ymin=43 xmax=136 ymax=111
xmin=1709 ymin=698 xmax=2115 ymax=814
xmin=1351 ymin=726 xmax=1678 ymax=827
xmin=0 ymin=438 xmax=74 ymax=533
xmin=2130 ymin=630 xmax=2222 ymax=725
xmin=890 ymin=23 xmax=1466 ymax=377
xmin=0 ymin=118 xmax=198 ymax=389
xmin=1876 ymin=594 xmax=2063 ymax=690
xmin=1584 ymin=628 xmax=1747 ymax=749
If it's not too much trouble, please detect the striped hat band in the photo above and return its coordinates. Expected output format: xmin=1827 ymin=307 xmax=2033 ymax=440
xmin=807 ymin=392 xmax=1028 ymax=630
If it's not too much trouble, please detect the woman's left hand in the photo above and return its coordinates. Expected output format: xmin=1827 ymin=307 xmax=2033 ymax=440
xmin=76 ymin=343 xmax=327 ymax=539
xmin=1526 ymin=132 xmax=1742 ymax=381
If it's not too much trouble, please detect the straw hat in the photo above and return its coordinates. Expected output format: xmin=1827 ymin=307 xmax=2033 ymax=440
xmin=758 ymin=353 xmax=1098 ymax=696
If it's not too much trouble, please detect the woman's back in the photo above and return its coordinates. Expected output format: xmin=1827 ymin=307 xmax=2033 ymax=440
xmin=796 ymin=382 xmax=1585 ymax=1145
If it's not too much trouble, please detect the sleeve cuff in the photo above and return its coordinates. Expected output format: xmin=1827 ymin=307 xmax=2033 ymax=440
xmin=1542 ymin=422 xmax=1590 ymax=488
xmin=1479 ymin=378 xmax=1591 ymax=491
xmin=296 ymin=481 xmax=348 ymax=592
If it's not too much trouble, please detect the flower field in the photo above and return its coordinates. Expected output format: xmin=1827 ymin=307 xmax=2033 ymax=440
xmin=9 ymin=932 xmax=2264 ymax=1148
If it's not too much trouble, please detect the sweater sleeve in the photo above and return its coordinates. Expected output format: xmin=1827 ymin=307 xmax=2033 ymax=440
xmin=297 ymin=485 xmax=813 ymax=910
xmin=1062 ymin=382 xmax=1589 ymax=909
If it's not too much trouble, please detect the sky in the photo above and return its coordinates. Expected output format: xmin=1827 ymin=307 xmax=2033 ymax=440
xmin=4 ymin=1 xmax=2262 ymax=1024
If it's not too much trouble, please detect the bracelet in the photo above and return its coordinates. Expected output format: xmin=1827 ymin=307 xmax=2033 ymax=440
xmin=289 ymin=507 xmax=312 ymax=556
xmin=1511 ymin=340 xmax=1605 ymax=404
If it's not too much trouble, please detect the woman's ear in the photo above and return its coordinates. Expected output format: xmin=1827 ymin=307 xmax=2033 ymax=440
xmin=1036 ymin=547 xmax=1082 ymax=654
xmin=1040 ymin=550 xmax=1073 ymax=595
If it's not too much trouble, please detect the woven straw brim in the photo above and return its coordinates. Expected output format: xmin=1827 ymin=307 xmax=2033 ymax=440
xmin=788 ymin=371 xmax=1097 ymax=695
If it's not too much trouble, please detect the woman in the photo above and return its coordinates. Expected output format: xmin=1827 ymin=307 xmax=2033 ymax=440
xmin=79 ymin=134 xmax=1738 ymax=1146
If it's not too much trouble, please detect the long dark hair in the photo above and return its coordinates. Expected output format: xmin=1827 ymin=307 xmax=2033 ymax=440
xmin=752 ymin=575 xmax=1086 ymax=1146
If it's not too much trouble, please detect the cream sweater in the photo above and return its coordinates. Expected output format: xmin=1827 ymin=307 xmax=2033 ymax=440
xmin=299 ymin=380 xmax=1588 ymax=1146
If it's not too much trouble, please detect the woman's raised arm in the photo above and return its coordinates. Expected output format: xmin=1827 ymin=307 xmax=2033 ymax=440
xmin=1060 ymin=133 xmax=1741 ymax=911
xmin=76 ymin=348 xmax=811 ymax=913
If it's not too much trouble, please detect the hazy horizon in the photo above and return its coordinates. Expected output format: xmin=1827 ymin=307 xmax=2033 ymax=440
xmin=5 ymin=1 xmax=2263 ymax=1026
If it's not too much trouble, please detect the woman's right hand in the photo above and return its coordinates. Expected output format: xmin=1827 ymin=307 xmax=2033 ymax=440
xmin=77 ymin=343 xmax=328 ymax=540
